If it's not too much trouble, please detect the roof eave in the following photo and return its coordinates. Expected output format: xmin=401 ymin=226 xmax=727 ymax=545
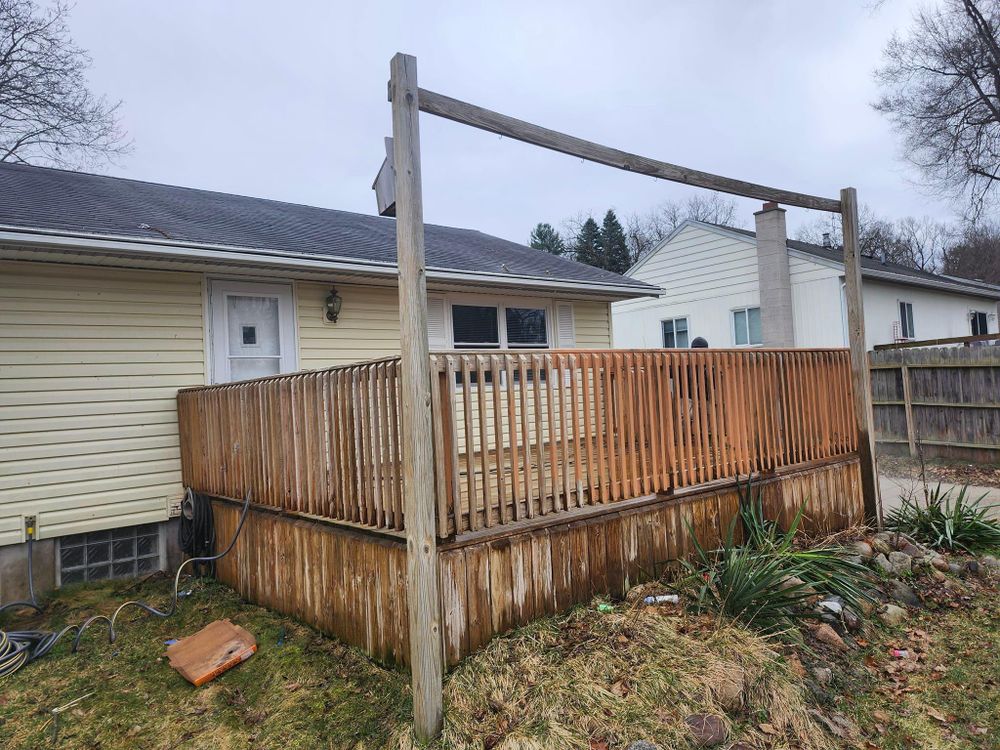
xmin=0 ymin=225 xmax=660 ymax=300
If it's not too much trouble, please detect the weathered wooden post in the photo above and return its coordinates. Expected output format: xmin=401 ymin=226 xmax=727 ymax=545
xmin=840 ymin=187 xmax=881 ymax=524
xmin=390 ymin=52 xmax=444 ymax=739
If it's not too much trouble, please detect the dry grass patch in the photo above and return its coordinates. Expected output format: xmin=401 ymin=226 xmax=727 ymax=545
xmin=423 ymin=592 xmax=826 ymax=750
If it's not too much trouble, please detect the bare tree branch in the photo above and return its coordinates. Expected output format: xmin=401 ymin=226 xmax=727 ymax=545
xmin=875 ymin=0 xmax=1000 ymax=218
xmin=0 ymin=0 xmax=129 ymax=169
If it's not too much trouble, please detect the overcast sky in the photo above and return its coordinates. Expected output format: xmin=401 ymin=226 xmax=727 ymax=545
xmin=67 ymin=0 xmax=936 ymax=243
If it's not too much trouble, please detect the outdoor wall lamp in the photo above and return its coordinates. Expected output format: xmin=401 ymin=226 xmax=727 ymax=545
xmin=324 ymin=287 xmax=343 ymax=323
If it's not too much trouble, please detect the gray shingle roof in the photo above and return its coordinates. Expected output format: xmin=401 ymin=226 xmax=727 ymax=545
xmin=718 ymin=224 xmax=1000 ymax=299
xmin=0 ymin=162 xmax=656 ymax=295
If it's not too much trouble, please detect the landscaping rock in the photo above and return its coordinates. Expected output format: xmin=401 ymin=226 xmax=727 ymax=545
xmin=845 ymin=554 xmax=864 ymax=567
xmin=882 ymin=603 xmax=908 ymax=625
xmin=626 ymin=742 xmax=660 ymax=750
xmin=887 ymin=551 xmax=913 ymax=576
xmin=889 ymin=580 xmax=922 ymax=608
xmin=851 ymin=540 xmax=875 ymax=560
xmin=871 ymin=538 xmax=893 ymax=556
xmin=930 ymin=569 xmax=947 ymax=582
xmin=964 ymin=560 xmax=982 ymax=578
xmin=708 ymin=667 xmax=744 ymax=711
xmin=900 ymin=543 xmax=924 ymax=559
xmin=843 ymin=608 xmax=861 ymax=633
xmin=684 ymin=714 xmax=728 ymax=747
xmin=981 ymin=555 xmax=1000 ymax=571
xmin=779 ymin=575 xmax=815 ymax=595
xmin=813 ymin=666 xmax=833 ymax=685
xmin=814 ymin=623 xmax=849 ymax=651
xmin=931 ymin=556 xmax=950 ymax=572
xmin=948 ymin=562 xmax=963 ymax=574
xmin=873 ymin=553 xmax=893 ymax=575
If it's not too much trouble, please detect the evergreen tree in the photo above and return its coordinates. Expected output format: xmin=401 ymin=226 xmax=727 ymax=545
xmin=601 ymin=209 xmax=631 ymax=274
xmin=571 ymin=217 xmax=603 ymax=268
xmin=529 ymin=222 xmax=566 ymax=255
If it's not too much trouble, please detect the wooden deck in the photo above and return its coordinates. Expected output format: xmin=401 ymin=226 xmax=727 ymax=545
xmin=178 ymin=347 xmax=863 ymax=666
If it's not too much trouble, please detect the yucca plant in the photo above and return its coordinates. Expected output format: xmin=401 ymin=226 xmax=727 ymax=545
xmin=885 ymin=483 xmax=1000 ymax=552
xmin=679 ymin=481 xmax=875 ymax=635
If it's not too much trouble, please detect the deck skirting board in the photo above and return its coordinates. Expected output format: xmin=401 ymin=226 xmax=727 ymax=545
xmin=209 ymin=455 xmax=862 ymax=667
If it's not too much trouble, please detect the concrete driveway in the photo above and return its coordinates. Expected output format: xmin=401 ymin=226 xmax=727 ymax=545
xmin=879 ymin=473 xmax=1000 ymax=520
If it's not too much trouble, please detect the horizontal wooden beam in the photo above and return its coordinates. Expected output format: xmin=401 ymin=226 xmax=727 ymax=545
xmin=415 ymin=88 xmax=842 ymax=213
xmin=872 ymin=332 xmax=1000 ymax=350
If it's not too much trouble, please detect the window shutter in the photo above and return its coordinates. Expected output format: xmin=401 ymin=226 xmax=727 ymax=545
xmin=427 ymin=297 xmax=447 ymax=349
xmin=556 ymin=302 xmax=576 ymax=348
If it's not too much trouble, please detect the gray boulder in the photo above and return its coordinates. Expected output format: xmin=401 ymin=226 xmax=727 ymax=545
xmin=882 ymin=603 xmax=907 ymax=625
xmin=889 ymin=580 xmax=922 ymax=608
xmin=887 ymin=551 xmax=912 ymax=576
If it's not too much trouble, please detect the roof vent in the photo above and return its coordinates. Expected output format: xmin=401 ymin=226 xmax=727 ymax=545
xmin=822 ymin=232 xmax=831 ymax=249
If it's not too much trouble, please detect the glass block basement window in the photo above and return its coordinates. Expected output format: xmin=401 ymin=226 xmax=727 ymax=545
xmin=59 ymin=524 xmax=160 ymax=584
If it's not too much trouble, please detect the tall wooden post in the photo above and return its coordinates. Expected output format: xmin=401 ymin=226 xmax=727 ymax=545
xmin=390 ymin=52 xmax=443 ymax=739
xmin=840 ymin=187 xmax=881 ymax=524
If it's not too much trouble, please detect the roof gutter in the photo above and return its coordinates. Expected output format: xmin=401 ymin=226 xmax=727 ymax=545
xmin=0 ymin=225 xmax=660 ymax=299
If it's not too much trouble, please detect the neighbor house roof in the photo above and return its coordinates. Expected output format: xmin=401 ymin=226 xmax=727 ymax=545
xmin=0 ymin=163 xmax=658 ymax=299
xmin=632 ymin=219 xmax=1000 ymax=300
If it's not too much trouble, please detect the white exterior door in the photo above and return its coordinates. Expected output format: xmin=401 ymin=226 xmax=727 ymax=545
xmin=209 ymin=280 xmax=296 ymax=384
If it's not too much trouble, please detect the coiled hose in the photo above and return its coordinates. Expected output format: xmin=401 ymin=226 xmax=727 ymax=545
xmin=0 ymin=489 xmax=251 ymax=680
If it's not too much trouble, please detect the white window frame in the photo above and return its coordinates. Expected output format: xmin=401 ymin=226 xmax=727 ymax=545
xmin=444 ymin=294 xmax=555 ymax=350
xmin=661 ymin=316 xmax=690 ymax=349
xmin=209 ymin=279 xmax=298 ymax=384
xmin=730 ymin=305 xmax=762 ymax=347
xmin=897 ymin=300 xmax=915 ymax=340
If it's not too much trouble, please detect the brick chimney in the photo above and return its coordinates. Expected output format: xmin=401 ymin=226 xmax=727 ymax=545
xmin=754 ymin=202 xmax=795 ymax=347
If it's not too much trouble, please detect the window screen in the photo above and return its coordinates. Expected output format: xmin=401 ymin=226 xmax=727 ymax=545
xmin=505 ymin=307 xmax=548 ymax=347
xmin=452 ymin=305 xmax=500 ymax=348
xmin=59 ymin=524 xmax=160 ymax=584
xmin=662 ymin=317 xmax=690 ymax=348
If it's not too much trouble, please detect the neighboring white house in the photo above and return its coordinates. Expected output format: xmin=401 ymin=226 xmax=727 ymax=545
xmin=613 ymin=207 xmax=1000 ymax=351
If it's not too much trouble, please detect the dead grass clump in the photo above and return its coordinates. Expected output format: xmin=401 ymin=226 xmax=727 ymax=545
xmin=428 ymin=602 xmax=825 ymax=750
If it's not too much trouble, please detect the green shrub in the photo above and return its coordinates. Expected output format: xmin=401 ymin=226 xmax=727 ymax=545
xmin=885 ymin=483 xmax=1000 ymax=552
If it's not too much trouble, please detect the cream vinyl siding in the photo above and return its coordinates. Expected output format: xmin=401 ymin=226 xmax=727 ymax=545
xmin=0 ymin=261 xmax=204 ymax=545
xmin=296 ymin=282 xmax=402 ymax=369
xmin=296 ymin=282 xmax=614 ymax=367
xmin=574 ymin=301 xmax=613 ymax=347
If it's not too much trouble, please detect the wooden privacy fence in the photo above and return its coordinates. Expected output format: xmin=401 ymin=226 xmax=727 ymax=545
xmin=178 ymin=347 xmax=857 ymax=539
xmin=870 ymin=345 xmax=1000 ymax=462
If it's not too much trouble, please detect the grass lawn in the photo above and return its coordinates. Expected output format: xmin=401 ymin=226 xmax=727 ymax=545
xmin=1 ymin=563 xmax=998 ymax=749
xmin=0 ymin=577 xmax=411 ymax=750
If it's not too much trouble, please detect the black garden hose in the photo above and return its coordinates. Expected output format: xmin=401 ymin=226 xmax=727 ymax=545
xmin=0 ymin=489 xmax=250 ymax=680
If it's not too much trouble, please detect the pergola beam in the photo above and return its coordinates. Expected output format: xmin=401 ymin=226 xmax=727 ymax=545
xmin=416 ymin=88 xmax=843 ymax=213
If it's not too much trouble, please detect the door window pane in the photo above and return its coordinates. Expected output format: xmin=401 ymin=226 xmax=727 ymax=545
xmin=231 ymin=357 xmax=281 ymax=380
xmin=227 ymin=295 xmax=281 ymax=379
xmin=228 ymin=296 xmax=279 ymax=355
xmin=452 ymin=305 xmax=500 ymax=348
xmin=505 ymin=308 xmax=548 ymax=347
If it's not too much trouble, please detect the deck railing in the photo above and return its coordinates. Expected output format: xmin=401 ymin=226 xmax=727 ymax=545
xmin=430 ymin=349 xmax=856 ymax=535
xmin=178 ymin=357 xmax=404 ymax=530
xmin=177 ymin=348 xmax=857 ymax=539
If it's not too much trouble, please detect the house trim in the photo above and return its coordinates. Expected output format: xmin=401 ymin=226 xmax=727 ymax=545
xmin=0 ymin=225 xmax=658 ymax=300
